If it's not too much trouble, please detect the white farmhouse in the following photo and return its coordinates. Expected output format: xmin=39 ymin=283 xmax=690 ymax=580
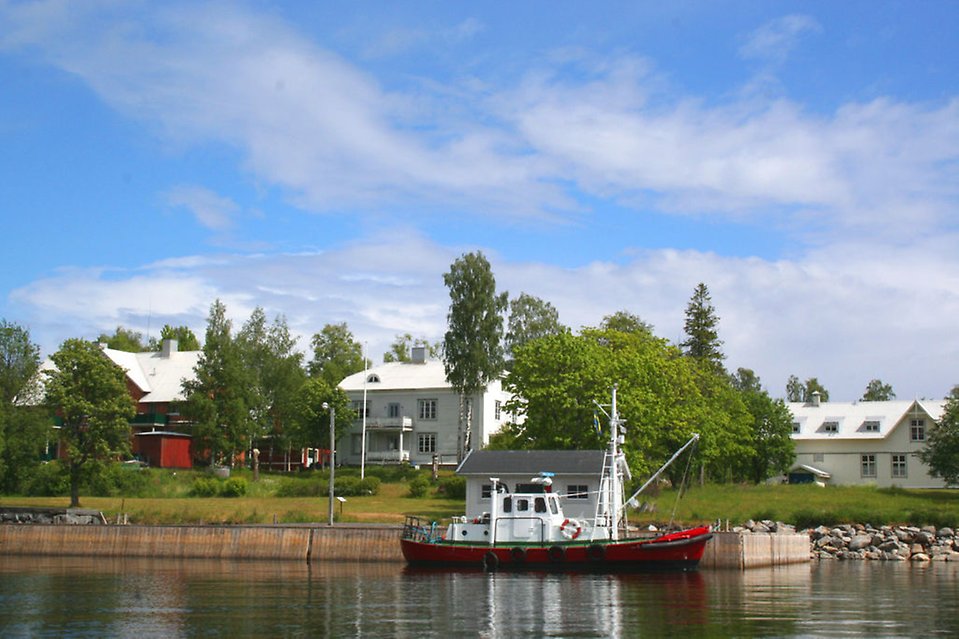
xmin=337 ymin=347 xmax=513 ymax=467
xmin=788 ymin=393 xmax=946 ymax=487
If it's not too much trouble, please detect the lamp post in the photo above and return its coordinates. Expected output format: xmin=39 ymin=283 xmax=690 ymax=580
xmin=322 ymin=402 xmax=335 ymax=526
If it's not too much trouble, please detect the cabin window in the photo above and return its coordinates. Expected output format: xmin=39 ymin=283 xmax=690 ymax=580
xmin=502 ymin=497 xmax=512 ymax=513
xmin=514 ymin=483 xmax=545 ymax=493
xmin=860 ymin=454 xmax=876 ymax=478
xmin=549 ymin=497 xmax=559 ymax=514
xmin=418 ymin=399 xmax=437 ymax=420
xmin=910 ymin=419 xmax=925 ymax=442
xmin=517 ymin=499 xmax=529 ymax=512
xmin=567 ymin=485 xmax=589 ymax=499
xmin=892 ymin=454 xmax=908 ymax=478
xmin=534 ymin=497 xmax=547 ymax=513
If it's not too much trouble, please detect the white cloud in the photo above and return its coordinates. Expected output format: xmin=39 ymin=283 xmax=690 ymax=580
xmin=166 ymin=185 xmax=238 ymax=230
xmin=739 ymin=14 xmax=822 ymax=63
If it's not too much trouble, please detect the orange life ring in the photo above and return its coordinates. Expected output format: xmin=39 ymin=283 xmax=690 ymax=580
xmin=560 ymin=518 xmax=582 ymax=540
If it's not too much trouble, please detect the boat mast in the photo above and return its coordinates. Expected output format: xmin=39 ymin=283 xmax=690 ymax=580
xmin=609 ymin=385 xmax=621 ymax=541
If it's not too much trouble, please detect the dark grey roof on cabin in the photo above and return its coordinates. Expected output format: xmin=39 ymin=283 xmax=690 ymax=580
xmin=456 ymin=450 xmax=606 ymax=476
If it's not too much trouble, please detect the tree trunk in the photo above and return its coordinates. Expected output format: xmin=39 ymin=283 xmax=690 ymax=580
xmin=69 ymin=461 xmax=81 ymax=508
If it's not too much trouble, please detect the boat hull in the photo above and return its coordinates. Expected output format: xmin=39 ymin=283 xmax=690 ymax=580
xmin=401 ymin=526 xmax=712 ymax=572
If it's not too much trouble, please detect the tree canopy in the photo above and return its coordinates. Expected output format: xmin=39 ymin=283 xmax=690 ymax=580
xmin=918 ymin=386 xmax=959 ymax=486
xmin=0 ymin=320 xmax=46 ymax=493
xmin=443 ymin=252 xmax=508 ymax=458
xmin=600 ymin=310 xmax=654 ymax=336
xmin=786 ymin=375 xmax=830 ymax=403
xmin=681 ymin=283 xmax=724 ymax=371
xmin=308 ymin=323 xmax=367 ymax=385
xmin=505 ymin=293 xmax=565 ymax=358
xmin=861 ymin=379 xmax=896 ymax=401
xmin=150 ymin=325 xmax=200 ymax=351
xmin=383 ymin=333 xmax=440 ymax=363
xmin=96 ymin=326 xmax=146 ymax=352
xmin=44 ymin=338 xmax=135 ymax=506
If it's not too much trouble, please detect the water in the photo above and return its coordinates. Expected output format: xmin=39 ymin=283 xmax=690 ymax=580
xmin=1 ymin=557 xmax=957 ymax=637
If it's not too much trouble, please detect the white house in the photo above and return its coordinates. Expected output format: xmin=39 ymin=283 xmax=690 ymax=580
xmin=454 ymin=449 xmax=618 ymax=523
xmin=788 ymin=394 xmax=947 ymax=488
xmin=337 ymin=347 xmax=513 ymax=467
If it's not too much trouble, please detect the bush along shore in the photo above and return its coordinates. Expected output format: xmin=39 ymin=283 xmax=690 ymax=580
xmin=738 ymin=519 xmax=959 ymax=562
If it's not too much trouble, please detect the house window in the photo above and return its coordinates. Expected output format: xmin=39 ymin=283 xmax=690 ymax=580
xmin=417 ymin=432 xmax=436 ymax=454
xmin=388 ymin=403 xmax=401 ymax=418
xmin=495 ymin=400 xmax=502 ymax=420
xmin=823 ymin=421 xmax=839 ymax=433
xmin=862 ymin=420 xmax=880 ymax=433
xmin=910 ymin=419 xmax=925 ymax=442
xmin=892 ymin=454 xmax=908 ymax=478
xmin=366 ymin=374 xmax=380 ymax=383
xmin=813 ymin=453 xmax=824 ymax=463
xmin=791 ymin=422 xmax=801 ymax=434
xmin=481 ymin=483 xmax=510 ymax=499
xmin=351 ymin=434 xmax=362 ymax=455
xmin=418 ymin=399 xmax=437 ymax=420
xmin=567 ymin=485 xmax=589 ymax=499
xmin=352 ymin=400 xmax=369 ymax=419
xmin=861 ymin=454 xmax=876 ymax=478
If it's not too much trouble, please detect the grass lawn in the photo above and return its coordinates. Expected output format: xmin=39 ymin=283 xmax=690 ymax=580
xmin=3 ymin=480 xmax=958 ymax=528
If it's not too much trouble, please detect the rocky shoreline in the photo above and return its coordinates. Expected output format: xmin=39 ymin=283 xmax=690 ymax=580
xmin=738 ymin=519 xmax=959 ymax=562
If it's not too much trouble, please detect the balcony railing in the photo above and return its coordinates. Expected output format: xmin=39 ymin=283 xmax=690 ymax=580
xmin=360 ymin=416 xmax=413 ymax=431
xmin=366 ymin=450 xmax=411 ymax=463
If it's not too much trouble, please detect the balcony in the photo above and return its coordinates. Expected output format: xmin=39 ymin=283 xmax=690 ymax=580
xmin=360 ymin=416 xmax=413 ymax=431
xmin=366 ymin=450 xmax=411 ymax=463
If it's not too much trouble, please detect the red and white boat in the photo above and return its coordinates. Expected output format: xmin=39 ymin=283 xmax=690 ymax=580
xmin=401 ymin=386 xmax=712 ymax=571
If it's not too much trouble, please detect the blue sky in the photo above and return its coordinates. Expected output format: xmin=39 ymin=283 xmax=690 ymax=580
xmin=2 ymin=1 xmax=958 ymax=401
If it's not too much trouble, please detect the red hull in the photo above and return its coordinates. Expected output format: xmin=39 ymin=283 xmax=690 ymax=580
xmin=401 ymin=526 xmax=712 ymax=571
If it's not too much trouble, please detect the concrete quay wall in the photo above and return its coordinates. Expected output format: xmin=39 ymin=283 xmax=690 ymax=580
xmin=0 ymin=525 xmax=807 ymax=568
xmin=700 ymin=531 xmax=810 ymax=569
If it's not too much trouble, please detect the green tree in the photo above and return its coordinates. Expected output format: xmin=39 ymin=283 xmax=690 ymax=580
xmin=505 ymin=293 xmax=565 ymax=358
xmin=43 ymin=339 xmax=135 ymax=506
xmin=96 ymin=326 xmax=146 ymax=352
xmin=237 ymin=308 xmax=305 ymax=456
xmin=785 ymin=375 xmax=830 ymax=403
xmin=443 ymin=252 xmax=508 ymax=459
xmin=182 ymin=300 xmax=256 ymax=467
xmin=918 ymin=386 xmax=959 ymax=486
xmin=290 ymin=377 xmax=355 ymax=455
xmin=0 ymin=320 xmax=45 ymax=491
xmin=600 ymin=310 xmax=654 ymax=336
xmin=733 ymin=369 xmax=795 ymax=483
xmin=383 ymin=333 xmax=440 ymax=363
xmin=681 ymin=283 xmax=724 ymax=371
xmin=148 ymin=325 xmax=200 ymax=351
xmin=861 ymin=379 xmax=895 ymax=401
xmin=308 ymin=323 xmax=367 ymax=385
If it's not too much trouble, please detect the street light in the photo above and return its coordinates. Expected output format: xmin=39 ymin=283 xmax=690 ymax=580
xmin=322 ymin=402 xmax=335 ymax=526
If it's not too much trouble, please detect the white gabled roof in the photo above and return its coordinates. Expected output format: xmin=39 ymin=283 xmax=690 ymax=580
xmin=788 ymin=399 xmax=946 ymax=441
xmin=101 ymin=346 xmax=200 ymax=404
xmin=339 ymin=360 xmax=452 ymax=392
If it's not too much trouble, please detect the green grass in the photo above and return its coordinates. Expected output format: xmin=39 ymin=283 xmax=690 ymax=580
xmin=3 ymin=470 xmax=958 ymax=528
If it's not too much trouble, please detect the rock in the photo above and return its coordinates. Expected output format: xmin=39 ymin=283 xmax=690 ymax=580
xmin=911 ymin=553 xmax=930 ymax=562
xmin=849 ymin=535 xmax=873 ymax=551
xmin=915 ymin=531 xmax=935 ymax=546
xmin=895 ymin=529 xmax=913 ymax=543
xmin=937 ymin=527 xmax=954 ymax=538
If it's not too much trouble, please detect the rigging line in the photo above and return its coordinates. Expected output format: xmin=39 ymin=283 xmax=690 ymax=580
xmin=668 ymin=438 xmax=699 ymax=530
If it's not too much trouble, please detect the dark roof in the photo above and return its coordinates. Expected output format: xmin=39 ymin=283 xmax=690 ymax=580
xmin=456 ymin=450 xmax=606 ymax=476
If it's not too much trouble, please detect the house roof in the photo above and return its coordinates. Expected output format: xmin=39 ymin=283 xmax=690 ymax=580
xmin=339 ymin=360 xmax=452 ymax=392
xmin=456 ymin=450 xmax=607 ymax=476
xmin=790 ymin=464 xmax=831 ymax=478
xmin=100 ymin=346 xmax=201 ymax=404
xmin=788 ymin=399 xmax=946 ymax=441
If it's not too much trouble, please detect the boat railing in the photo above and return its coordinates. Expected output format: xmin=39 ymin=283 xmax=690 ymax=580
xmin=402 ymin=515 xmax=441 ymax=543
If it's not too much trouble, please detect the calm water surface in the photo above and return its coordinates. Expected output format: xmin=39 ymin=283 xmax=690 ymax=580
xmin=0 ymin=556 xmax=957 ymax=637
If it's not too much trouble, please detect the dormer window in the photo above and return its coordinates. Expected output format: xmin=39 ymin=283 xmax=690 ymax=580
xmin=367 ymin=374 xmax=380 ymax=383
xmin=862 ymin=420 xmax=880 ymax=433
xmin=823 ymin=421 xmax=839 ymax=433
xmin=791 ymin=422 xmax=801 ymax=434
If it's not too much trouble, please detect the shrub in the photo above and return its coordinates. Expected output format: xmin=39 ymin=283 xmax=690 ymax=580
xmin=275 ymin=475 xmax=326 ymax=497
xmin=84 ymin=463 xmax=151 ymax=497
xmin=407 ymin=476 xmax=430 ymax=498
xmin=439 ymin=475 xmax=466 ymax=500
xmin=23 ymin=461 xmax=69 ymax=497
xmin=190 ymin=477 xmax=221 ymax=497
xmin=335 ymin=476 xmax=380 ymax=497
xmin=221 ymin=477 xmax=248 ymax=497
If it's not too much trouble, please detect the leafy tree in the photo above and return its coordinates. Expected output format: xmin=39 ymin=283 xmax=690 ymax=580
xmin=308 ymin=323 xmax=367 ymax=385
xmin=918 ymin=386 xmax=959 ymax=486
xmin=383 ymin=333 xmax=440 ymax=363
xmin=148 ymin=325 xmax=200 ymax=351
xmin=96 ymin=326 xmax=146 ymax=352
xmin=290 ymin=377 xmax=355 ymax=454
xmin=785 ymin=375 xmax=830 ymax=403
xmin=733 ymin=369 xmax=795 ymax=483
xmin=182 ymin=300 xmax=256 ymax=467
xmin=237 ymin=308 xmax=305 ymax=455
xmin=861 ymin=379 xmax=895 ymax=401
xmin=681 ymin=283 xmax=724 ymax=371
xmin=505 ymin=293 xmax=565 ymax=358
xmin=0 ymin=320 xmax=45 ymax=491
xmin=43 ymin=338 xmax=135 ymax=506
xmin=442 ymin=252 xmax=508 ymax=459
xmin=600 ymin=310 xmax=654 ymax=336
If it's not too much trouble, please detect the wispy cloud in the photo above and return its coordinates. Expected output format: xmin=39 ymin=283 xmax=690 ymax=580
xmin=739 ymin=14 xmax=822 ymax=63
xmin=166 ymin=185 xmax=239 ymax=230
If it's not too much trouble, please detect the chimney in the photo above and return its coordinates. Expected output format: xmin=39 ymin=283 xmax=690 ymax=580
xmin=810 ymin=391 xmax=821 ymax=407
xmin=411 ymin=346 xmax=426 ymax=364
xmin=161 ymin=339 xmax=178 ymax=358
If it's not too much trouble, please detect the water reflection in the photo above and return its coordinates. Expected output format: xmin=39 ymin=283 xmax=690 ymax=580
xmin=1 ymin=557 xmax=958 ymax=637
